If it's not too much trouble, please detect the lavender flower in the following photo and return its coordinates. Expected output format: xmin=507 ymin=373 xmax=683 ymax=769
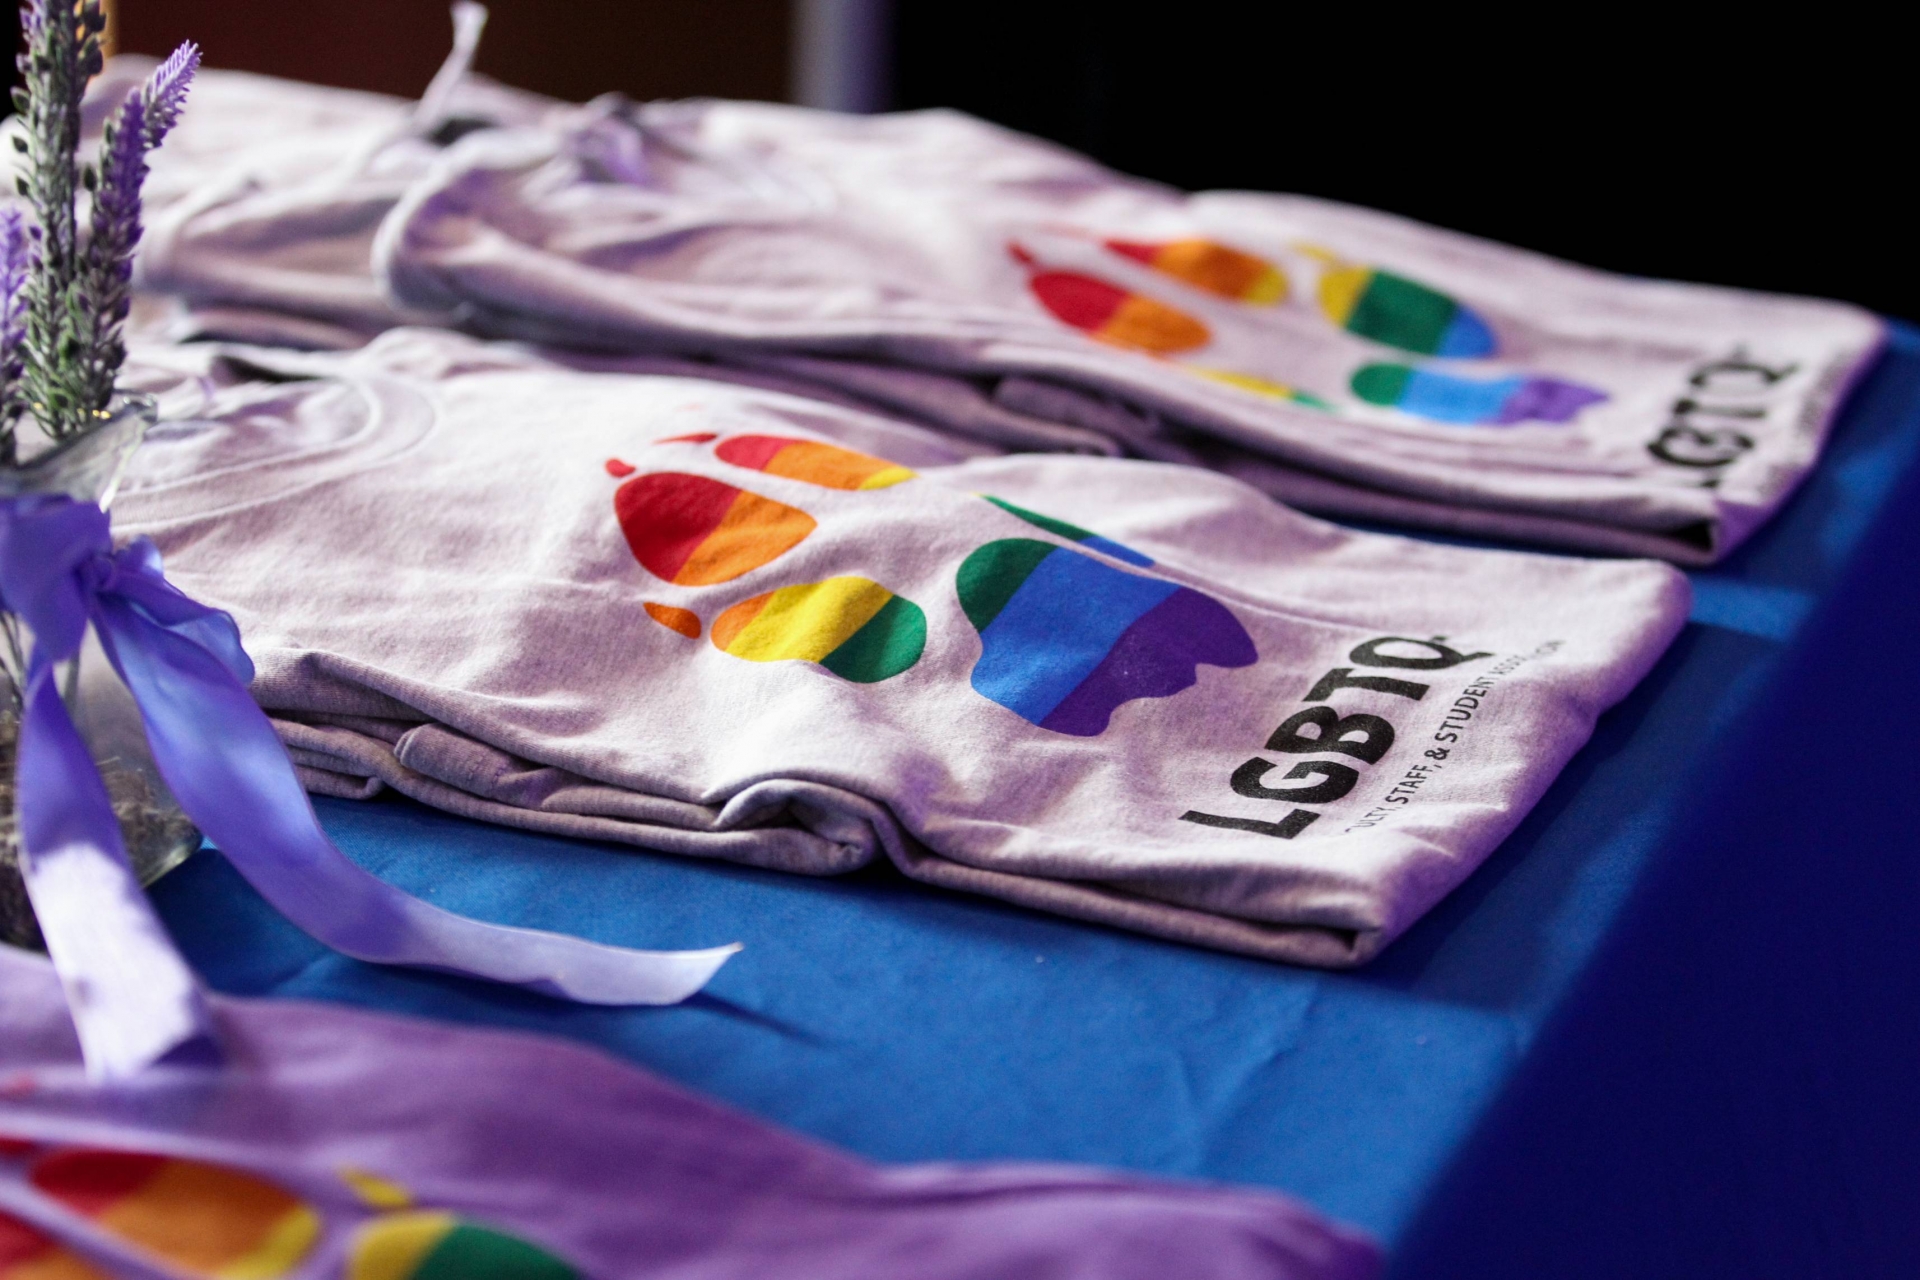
xmin=139 ymin=41 xmax=201 ymax=150
xmin=0 ymin=208 xmax=29 ymax=457
xmin=73 ymin=42 xmax=198 ymax=416
xmin=9 ymin=0 xmax=106 ymax=442
xmin=74 ymin=92 xmax=145 ymax=413
xmin=1 ymin=5 xmax=196 ymax=454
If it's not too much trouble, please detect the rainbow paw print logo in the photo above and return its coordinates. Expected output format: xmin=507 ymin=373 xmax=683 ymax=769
xmin=1009 ymin=231 xmax=1608 ymax=428
xmin=609 ymin=435 xmax=1255 ymax=736
xmin=2 ymin=1136 xmax=576 ymax=1280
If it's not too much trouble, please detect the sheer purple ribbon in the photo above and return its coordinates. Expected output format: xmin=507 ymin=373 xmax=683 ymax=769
xmin=1 ymin=494 xmax=738 ymax=1080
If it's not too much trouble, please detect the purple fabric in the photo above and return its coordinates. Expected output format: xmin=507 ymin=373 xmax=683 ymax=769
xmin=1 ymin=493 xmax=735 ymax=1079
xmin=1 ymin=495 xmax=215 ymax=1078
xmin=0 ymin=946 xmax=1381 ymax=1280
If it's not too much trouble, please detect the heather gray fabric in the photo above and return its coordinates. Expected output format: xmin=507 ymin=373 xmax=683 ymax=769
xmin=54 ymin=54 xmax=564 ymax=337
xmin=113 ymin=329 xmax=1689 ymax=967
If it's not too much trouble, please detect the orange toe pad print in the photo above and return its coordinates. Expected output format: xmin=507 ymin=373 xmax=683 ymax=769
xmin=715 ymin=436 xmax=915 ymax=490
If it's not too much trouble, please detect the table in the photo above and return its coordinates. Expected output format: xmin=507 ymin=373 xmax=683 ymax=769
xmin=151 ymin=321 xmax=1920 ymax=1277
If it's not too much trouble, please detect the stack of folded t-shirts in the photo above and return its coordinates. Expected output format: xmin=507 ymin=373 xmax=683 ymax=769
xmin=2 ymin=37 xmax=1838 ymax=1279
xmin=68 ymin=56 xmax=1884 ymax=563
xmin=369 ymin=98 xmax=1885 ymax=564
xmin=0 ymin=947 xmax=1379 ymax=1280
xmin=116 ymin=329 xmax=1687 ymax=967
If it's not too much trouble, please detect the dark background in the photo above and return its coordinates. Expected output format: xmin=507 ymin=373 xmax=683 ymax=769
xmin=103 ymin=0 xmax=792 ymax=108
xmin=10 ymin=3 xmax=1911 ymax=320
xmin=893 ymin=9 xmax=1912 ymax=321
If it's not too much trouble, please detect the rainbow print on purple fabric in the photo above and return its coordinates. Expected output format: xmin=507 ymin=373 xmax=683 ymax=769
xmin=957 ymin=539 xmax=1255 ymax=736
xmin=1351 ymin=363 xmax=1607 ymax=426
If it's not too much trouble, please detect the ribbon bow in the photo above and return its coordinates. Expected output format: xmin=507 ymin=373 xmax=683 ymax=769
xmin=1 ymin=494 xmax=736 ymax=1079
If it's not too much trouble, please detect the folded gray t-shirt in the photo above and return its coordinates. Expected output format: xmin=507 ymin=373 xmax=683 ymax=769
xmin=0 ymin=53 xmax=564 ymax=340
xmin=115 ymin=330 xmax=1689 ymax=967
xmin=368 ymin=97 xmax=1882 ymax=563
xmin=53 ymin=62 xmax=1882 ymax=564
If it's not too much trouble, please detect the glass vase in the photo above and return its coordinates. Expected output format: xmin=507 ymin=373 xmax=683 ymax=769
xmin=1 ymin=396 xmax=200 ymax=949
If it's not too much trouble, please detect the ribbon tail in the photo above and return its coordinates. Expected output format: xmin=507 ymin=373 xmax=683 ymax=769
xmin=12 ymin=659 xmax=219 ymax=1081
xmin=93 ymin=599 xmax=738 ymax=1004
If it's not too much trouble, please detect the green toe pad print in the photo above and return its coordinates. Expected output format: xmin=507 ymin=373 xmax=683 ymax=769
xmin=350 ymin=1210 xmax=577 ymax=1279
xmin=983 ymin=495 xmax=1154 ymax=566
xmin=710 ymin=577 xmax=927 ymax=682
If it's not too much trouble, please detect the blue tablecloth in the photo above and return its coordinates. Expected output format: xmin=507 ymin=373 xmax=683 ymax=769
xmin=151 ymin=323 xmax=1920 ymax=1275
